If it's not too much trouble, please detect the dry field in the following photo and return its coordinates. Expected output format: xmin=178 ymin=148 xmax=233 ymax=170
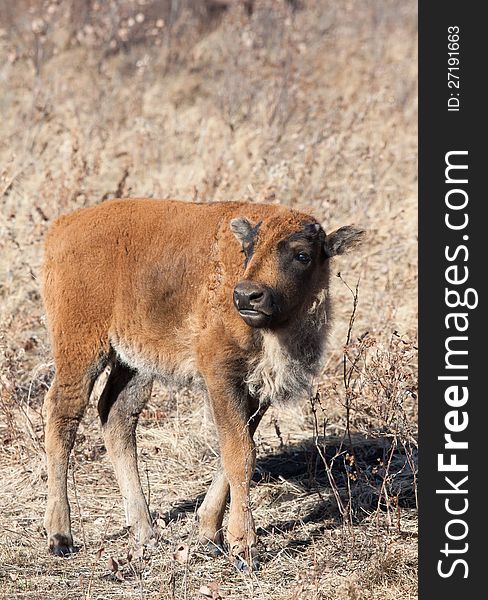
xmin=0 ymin=1 xmax=417 ymax=598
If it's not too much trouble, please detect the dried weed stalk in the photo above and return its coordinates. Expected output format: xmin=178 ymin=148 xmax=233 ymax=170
xmin=312 ymin=275 xmax=418 ymax=533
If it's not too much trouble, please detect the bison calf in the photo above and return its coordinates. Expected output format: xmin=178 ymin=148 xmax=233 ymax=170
xmin=41 ymin=198 xmax=363 ymax=567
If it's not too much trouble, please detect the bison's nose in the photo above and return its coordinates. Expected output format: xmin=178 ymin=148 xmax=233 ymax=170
xmin=233 ymin=281 xmax=271 ymax=314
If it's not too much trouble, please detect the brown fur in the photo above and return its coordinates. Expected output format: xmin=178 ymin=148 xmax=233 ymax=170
xmin=41 ymin=198 xmax=363 ymax=563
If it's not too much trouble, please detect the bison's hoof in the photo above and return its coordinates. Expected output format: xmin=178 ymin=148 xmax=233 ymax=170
xmin=49 ymin=534 xmax=75 ymax=557
xmin=231 ymin=542 xmax=260 ymax=573
xmin=132 ymin=520 xmax=159 ymax=547
xmin=233 ymin=553 xmax=260 ymax=573
xmin=201 ymin=540 xmax=226 ymax=558
xmin=51 ymin=544 xmax=75 ymax=557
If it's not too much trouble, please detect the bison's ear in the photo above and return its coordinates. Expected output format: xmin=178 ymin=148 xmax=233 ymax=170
xmin=325 ymin=226 xmax=365 ymax=258
xmin=230 ymin=217 xmax=258 ymax=245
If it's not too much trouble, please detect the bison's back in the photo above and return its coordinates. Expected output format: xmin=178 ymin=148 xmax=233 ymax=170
xmin=41 ymin=200 xmax=227 ymax=362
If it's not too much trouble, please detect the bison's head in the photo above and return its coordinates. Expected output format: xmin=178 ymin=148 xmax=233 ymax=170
xmin=230 ymin=214 xmax=364 ymax=328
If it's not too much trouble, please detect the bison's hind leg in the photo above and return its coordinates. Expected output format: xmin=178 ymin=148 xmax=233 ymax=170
xmin=43 ymin=360 xmax=103 ymax=556
xmin=98 ymin=361 xmax=155 ymax=545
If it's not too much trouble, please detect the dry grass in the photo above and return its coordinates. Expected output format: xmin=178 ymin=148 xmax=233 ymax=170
xmin=0 ymin=1 xmax=417 ymax=598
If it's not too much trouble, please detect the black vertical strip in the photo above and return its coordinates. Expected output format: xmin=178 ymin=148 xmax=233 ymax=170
xmin=419 ymin=3 xmax=483 ymax=598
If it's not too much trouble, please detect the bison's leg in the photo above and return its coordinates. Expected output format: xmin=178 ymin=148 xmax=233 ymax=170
xmin=201 ymin=380 xmax=264 ymax=567
xmin=197 ymin=468 xmax=229 ymax=553
xmin=98 ymin=362 xmax=155 ymax=545
xmin=197 ymin=399 xmax=269 ymax=554
xmin=43 ymin=370 xmax=96 ymax=556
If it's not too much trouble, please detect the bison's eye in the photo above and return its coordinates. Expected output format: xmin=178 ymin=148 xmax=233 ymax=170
xmin=295 ymin=251 xmax=311 ymax=264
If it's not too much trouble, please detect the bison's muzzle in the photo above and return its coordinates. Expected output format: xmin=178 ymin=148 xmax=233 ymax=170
xmin=233 ymin=280 xmax=274 ymax=327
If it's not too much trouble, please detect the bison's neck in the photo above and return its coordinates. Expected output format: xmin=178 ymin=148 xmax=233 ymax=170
xmin=245 ymin=290 xmax=330 ymax=405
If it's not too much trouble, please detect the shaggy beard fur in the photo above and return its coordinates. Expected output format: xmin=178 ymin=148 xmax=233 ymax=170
xmin=245 ymin=290 xmax=330 ymax=406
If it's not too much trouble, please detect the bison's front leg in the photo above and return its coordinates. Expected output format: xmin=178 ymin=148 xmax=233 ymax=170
xmin=197 ymin=398 xmax=269 ymax=558
xmin=197 ymin=468 xmax=228 ymax=552
xmin=203 ymin=374 xmax=258 ymax=567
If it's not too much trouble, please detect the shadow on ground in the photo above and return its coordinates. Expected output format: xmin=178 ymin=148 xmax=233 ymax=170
xmin=160 ymin=435 xmax=417 ymax=557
